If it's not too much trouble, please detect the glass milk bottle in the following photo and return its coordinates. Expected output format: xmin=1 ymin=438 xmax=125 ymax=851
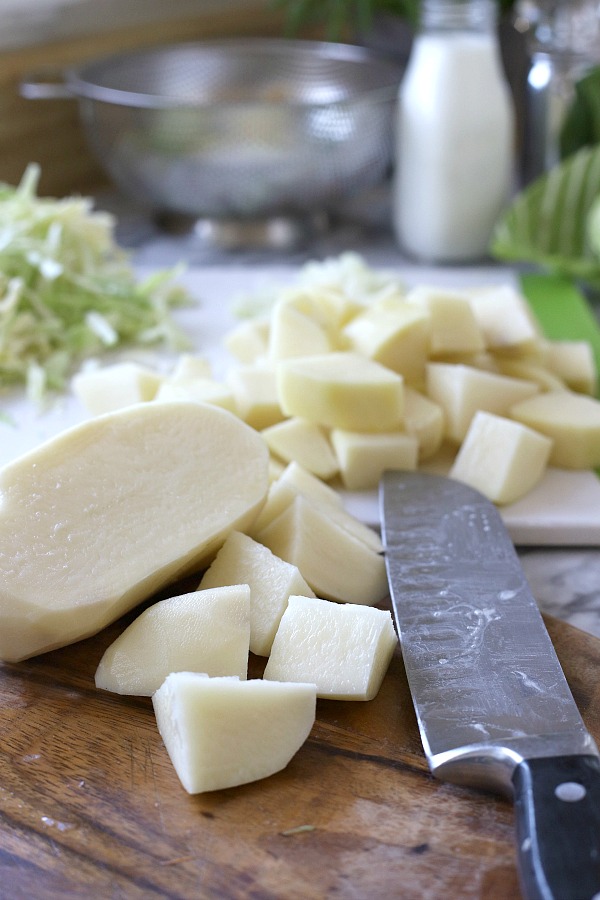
xmin=393 ymin=0 xmax=515 ymax=262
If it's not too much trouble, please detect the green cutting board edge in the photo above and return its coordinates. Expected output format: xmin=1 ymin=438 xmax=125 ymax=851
xmin=520 ymin=272 xmax=600 ymax=394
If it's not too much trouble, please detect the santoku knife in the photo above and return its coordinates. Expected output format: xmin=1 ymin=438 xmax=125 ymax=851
xmin=380 ymin=470 xmax=600 ymax=900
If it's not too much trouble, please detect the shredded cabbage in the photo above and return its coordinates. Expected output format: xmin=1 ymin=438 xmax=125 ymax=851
xmin=0 ymin=164 xmax=191 ymax=402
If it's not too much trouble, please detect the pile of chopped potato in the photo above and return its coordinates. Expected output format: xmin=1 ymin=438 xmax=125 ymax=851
xmin=4 ymin=254 xmax=599 ymax=797
xmin=0 ymin=397 xmax=397 ymax=795
xmin=95 ymin=524 xmax=397 ymax=794
xmin=73 ymin=255 xmax=600 ymax=506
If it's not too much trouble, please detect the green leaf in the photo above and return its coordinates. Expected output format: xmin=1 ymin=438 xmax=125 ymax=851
xmin=490 ymin=143 xmax=600 ymax=286
xmin=560 ymin=66 xmax=600 ymax=159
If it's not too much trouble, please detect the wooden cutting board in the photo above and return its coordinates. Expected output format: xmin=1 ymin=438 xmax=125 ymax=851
xmin=2 ymin=584 xmax=600 ymax=900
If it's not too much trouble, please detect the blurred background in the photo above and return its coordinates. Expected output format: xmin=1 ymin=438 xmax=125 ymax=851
xmin=2 ymin=0 xmax=595 ymax=194
xmin=2 ymin=0 xmax=600 ymax=260
xmin=0 ymin=0 xmax=291 ymax=197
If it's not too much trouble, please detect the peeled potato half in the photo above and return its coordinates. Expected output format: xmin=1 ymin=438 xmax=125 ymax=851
xmin=0 ymin=401 xmax=269 ymax=662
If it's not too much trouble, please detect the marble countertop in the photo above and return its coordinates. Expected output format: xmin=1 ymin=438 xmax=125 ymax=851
xmin=519 ymin=548 xmax=600 ymax=638
xmin=103 ymin=188 xmax=600 ymax=641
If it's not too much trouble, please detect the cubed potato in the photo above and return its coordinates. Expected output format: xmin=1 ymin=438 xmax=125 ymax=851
xmin=310 ymin=287 xmax=364 ymax=333
xmin=403 ymin=387 xmax=445 ymax=460
xmin=72 ymin=362 xmax=162 ymax=415
xmin=269 ymin=456 xmax=286 ymax=482
xmin=154 ymin=377 xmax=237 ymax=414
xmin=257 ymin=494 xmax=388 ymax=605
xmin=426 ymin=363 xmax=539 ymax=443
xmin=268 ymin=301 xmax=331 ymax=361
xmin=341 ymin=301 xmax=430 ymax=385
xmin=94 ymin=585 xmax=251 ymax=695
xmin=449 ymin=411 xmax=552 ymax=505
xmin=543 ymin=340 xmax=597 ymax=395
xmin=406 ymin=286 xmax=485 ymax=356
xmin=0 ymin=401 xmax=269 ymax=662
xmin=263 ymin=596 xmax=398 ymax=701
xmin=331 ymin=429 xmax=418 ymax=491
xmin=277 ymin=461 xmax=344 ymax=509
xmin=435 ymin=351 xmax=500 ymax=373
xmin=153 ymin=674 xmax=316 ymax=794
xmin=198 ymin=531 xmax=314 ymax=656
xmin=249 ymin=478 xmax=304 ymax=536
xmin=250 ymin=474 xmax=383 ymax=553
xmin=278 ymin=284 xmax=362 ymax=333
xmin=168 ymin=354 xmax=212 ymax=381
xmin=495 ymin=358 xmax=567 ymax=392
xmin=509 ymin=391 xmax=600 ymax=469
xmin=227 ymin=365 xmax=286 ymax=430
xmin=277 ymin=352 xmax=404 ymax=433
xmin=466 ymin=285 xmax=542 ymax=352
xmin=262 ymin=417 xmax=339 ymax=480
xmin=224 ymin=317 xmax=270 ymax=364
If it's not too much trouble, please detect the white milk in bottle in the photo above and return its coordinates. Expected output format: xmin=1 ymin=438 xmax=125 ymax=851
xmin=393 ymin=0 xmax=515 ymax=262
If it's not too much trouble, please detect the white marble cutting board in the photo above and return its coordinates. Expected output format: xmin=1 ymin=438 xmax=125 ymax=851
xmin=1 ymin=265 xmax=599 ymax=547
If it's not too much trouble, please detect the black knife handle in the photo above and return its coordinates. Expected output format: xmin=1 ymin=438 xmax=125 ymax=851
xmin=513 ymin=754 xmax=600 ymax=900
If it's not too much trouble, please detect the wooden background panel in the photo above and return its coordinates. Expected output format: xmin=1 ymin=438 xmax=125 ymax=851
xmin=0 ymin=3 xmax=288 ymax=197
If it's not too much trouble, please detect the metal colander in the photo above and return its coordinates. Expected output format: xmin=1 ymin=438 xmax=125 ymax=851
xmin=22 ymin=39 xmax=402 ymax=222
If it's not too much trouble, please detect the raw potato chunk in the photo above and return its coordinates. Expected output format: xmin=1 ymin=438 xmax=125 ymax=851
xmin=268 ymin=457 xmax=286 ymax=481
xmin=273 ymin=462 xmax=384 ymax=549
xmin=153 ymin=674 xmax=316 ymax=794
xmin=168 ymin=354 xmax=213 ymax=382
xmin=466 ymin=285 xmax=541 ymax=352
xmin=509 ymin=391 xmax=600 ymax=469
xmin=449 ymin=411 xmax=552 ymax=505
xmin=495 ymin=358 xmax=566 ymax=393
xmin=268 ymin=301 xmax=331 ymax=360
xmin=438 ymin=351 xmax=500 ymax=373
xmin=0 ymin=401 xmax=269 ymax=662
xmin=262 ymin=417 xmax=339 ymax=480
xmin=403 ymin=387 xmax=445 ymax=460
xmin=249 ymin=473 xmax=383 ymax=553
xmin=199 ymin=532 xmax=314 ymax=656
xmin=277 ymin=352 xmax=404 ymax=432
xmin=543 ymin=340 xmax=597 ymax=395
xmin=227 ymin=365 xmax=285 ymax=430
xmin=263 ymin=596 xmax=398 ymax=700
xmin=426 ymin=363 xmax=539 ymax=443
xmin=95 ymin=585 xmax=251 ymax=695
xmin=169 ymin=353 xmax=212 ymax=381
xmin=342 ymin=301 xmax=430 ymax=384
xmin=155 ymin=378 xmax=237 ymax=413
xmin=331 ymin=429 xmax=419 ymax=491
xmin=257 ymin=494 xmax=388 ymax=605
xmin=224 ymin=317 xmax=269 ymax=364
xmin=407 ymin=287 xmax=485 ymax=356
xmin=72 ymin=362 xmax=162 ymax=415
xmin=284 ymin=285 xmax=363 ymax=332
xmin=278 ymin=461 xmax=344 ymax=509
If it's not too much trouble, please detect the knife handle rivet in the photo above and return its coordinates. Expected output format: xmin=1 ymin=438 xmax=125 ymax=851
xmin=554 ymin=781 xmax=587 ymax=803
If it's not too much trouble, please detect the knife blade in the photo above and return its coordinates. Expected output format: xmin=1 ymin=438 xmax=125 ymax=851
xmin=380 ymin=470 xmax=600 ymax=900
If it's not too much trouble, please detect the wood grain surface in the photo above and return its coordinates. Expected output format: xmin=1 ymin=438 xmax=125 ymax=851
xmin=1 ymin=579 xmax=599 ymax=900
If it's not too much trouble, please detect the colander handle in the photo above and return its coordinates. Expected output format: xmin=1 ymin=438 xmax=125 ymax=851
xmin=20 ymin=69 xmax=73 ymax=100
